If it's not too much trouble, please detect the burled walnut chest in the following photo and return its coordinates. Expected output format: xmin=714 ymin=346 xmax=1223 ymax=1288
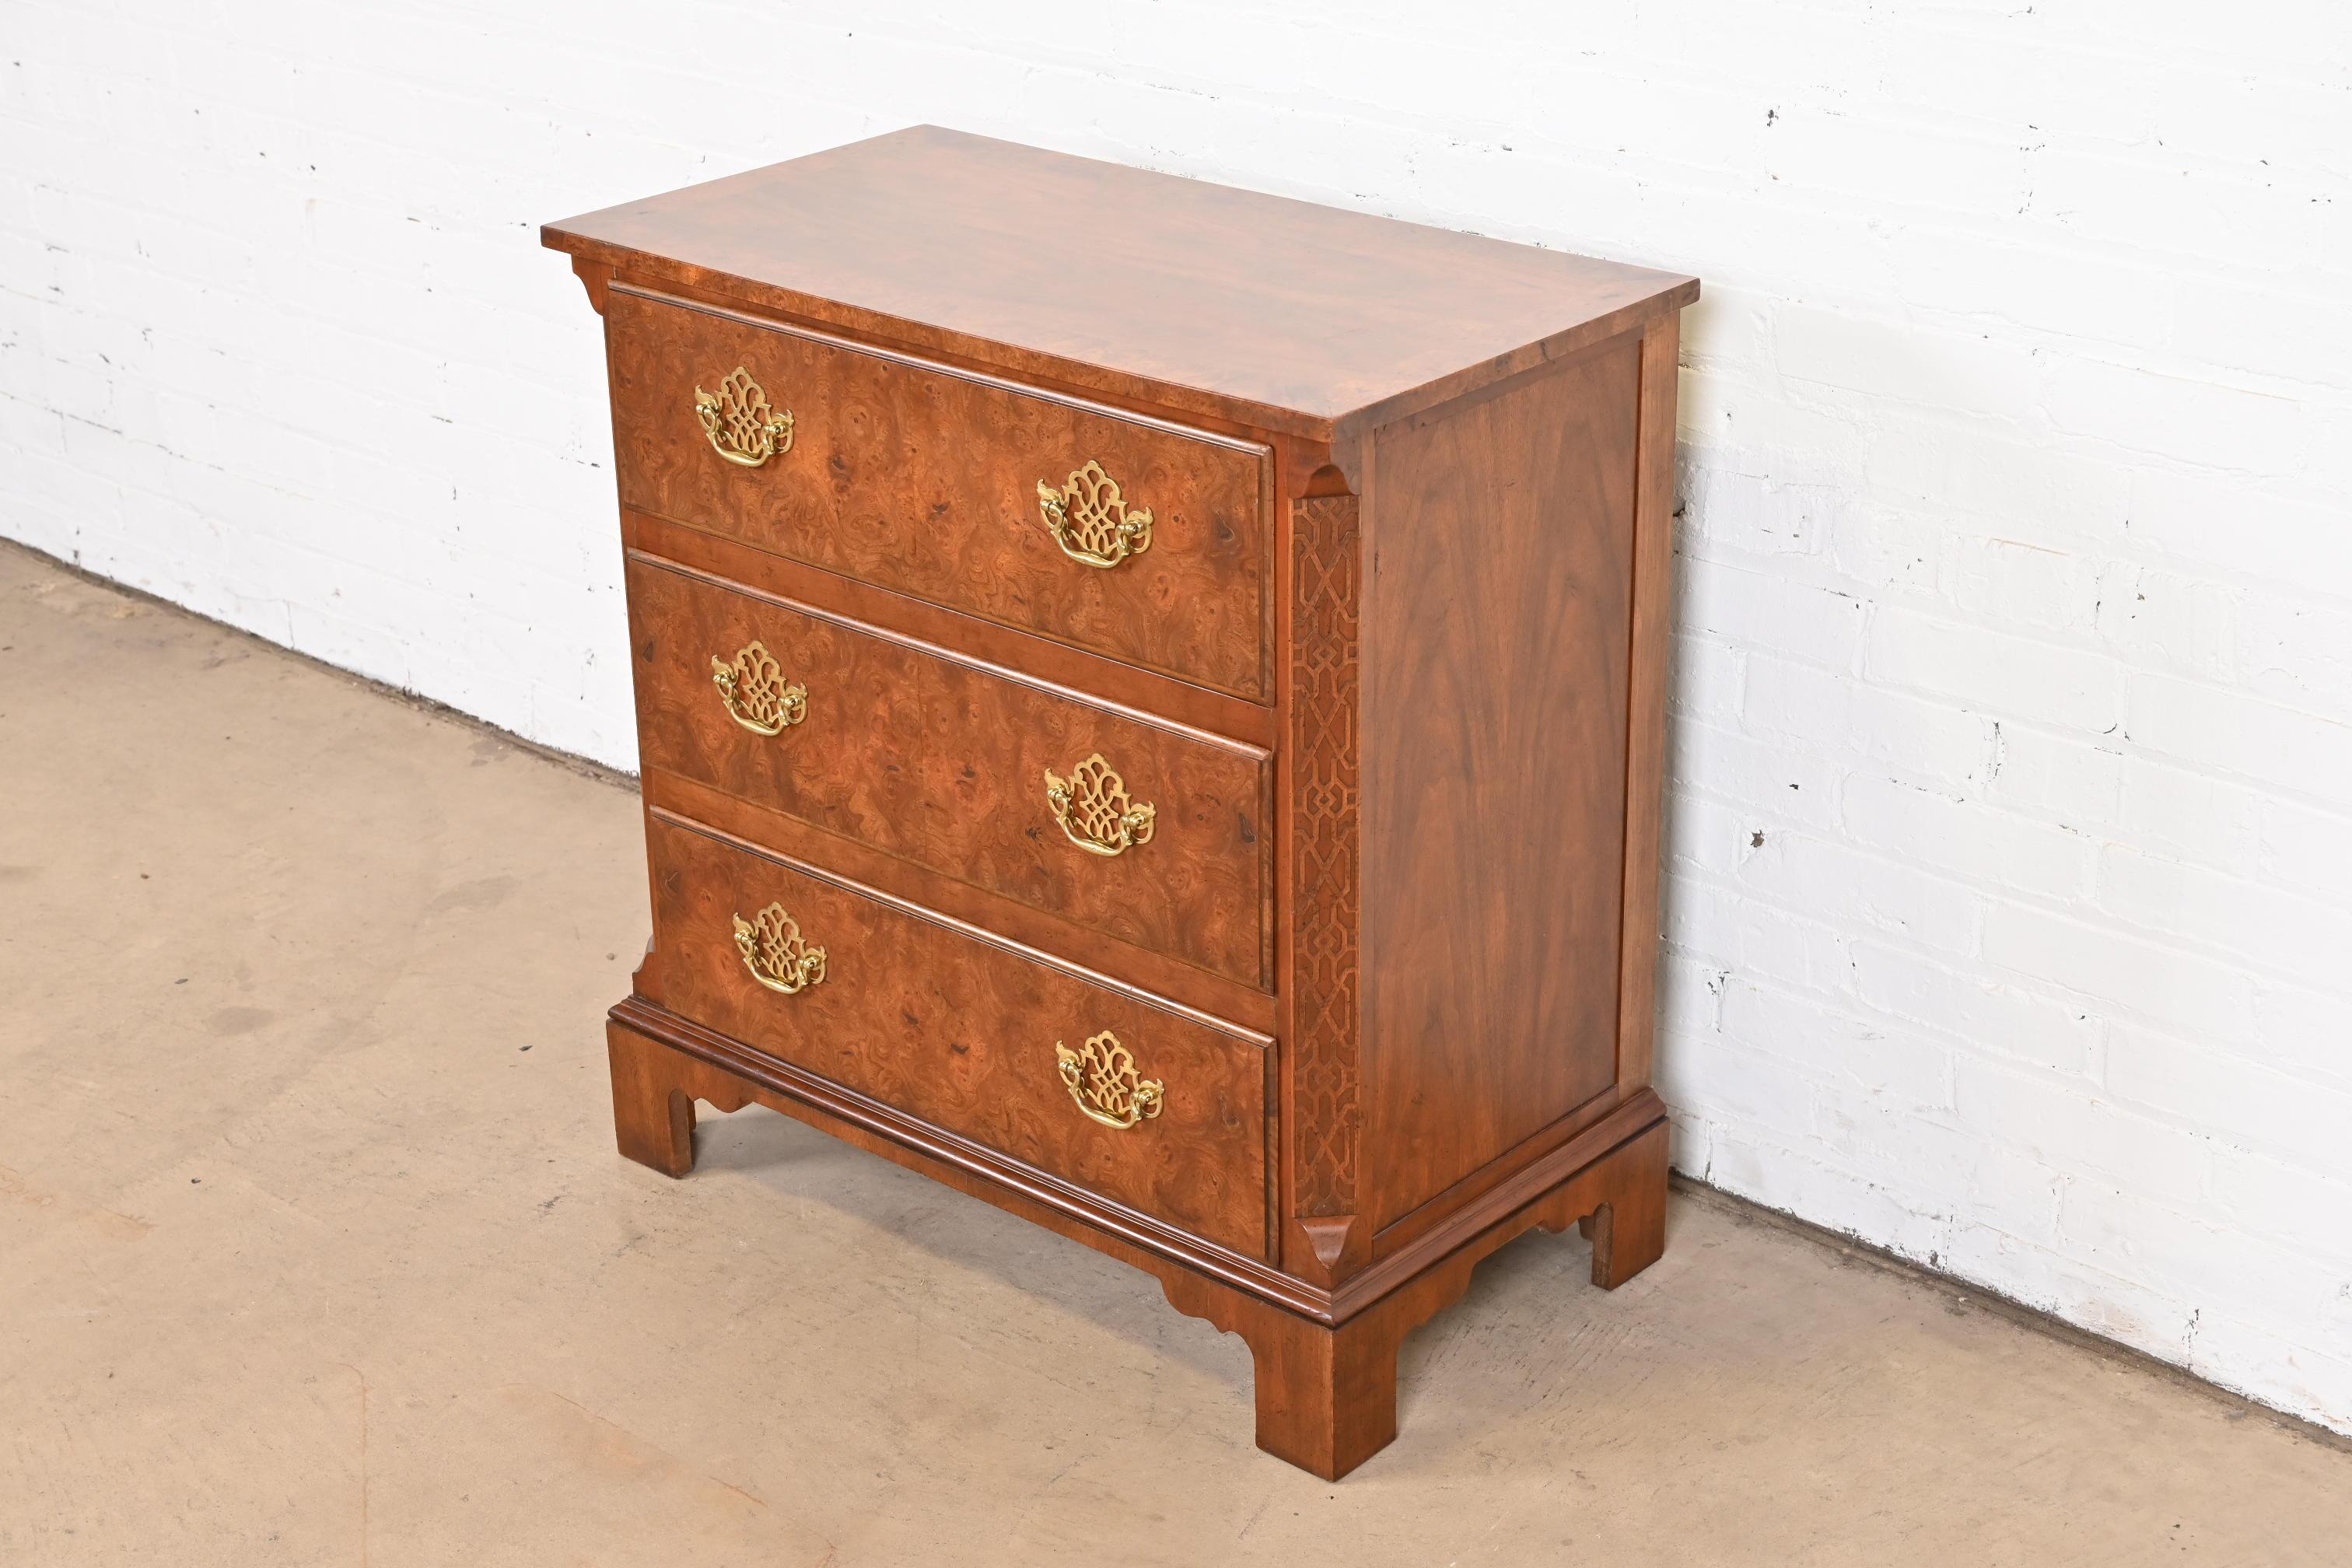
xmin=545 ymin=126 xmax=1695 ymax=1479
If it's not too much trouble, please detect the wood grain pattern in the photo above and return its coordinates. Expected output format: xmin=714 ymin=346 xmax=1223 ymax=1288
xmin=1580 ymin=1119 xmax=1671 ymax=1290
xmin=1367 ymin=1082 xmax=1622 ymax=1258
xmin=548 ymin=125 xmax=1698 ymax=436
xmin=642 ymin=768 xmax=1279 ymax=1034
xmin=627 ymin=552 xmax=1271 ymax=987
xmin=608 ymin=1015 xmax=695 ymax=1177
xmin=1360 ymin=339 xmax=1642 ymax=1232
xmin=1616 ymin=318 xmax=1682 ymax=1094
xmin=644 ymin=810 xmax=1269 ymax=1255
xmin=607 ymin=285 xmax=1272 ymax=699
xmin=623 ymin=507 xmax=1277 ymax=749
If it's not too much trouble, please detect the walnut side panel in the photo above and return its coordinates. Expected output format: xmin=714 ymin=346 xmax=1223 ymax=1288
xmin=1359 ymin=338 xmax=1642 ymax=1232
xmin=1617 ymin=317 xmax=1682 ymax=1092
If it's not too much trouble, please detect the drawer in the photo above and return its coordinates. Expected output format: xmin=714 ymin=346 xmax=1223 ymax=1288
xmin=626 ymin=554 xmax=1270 ymax=988
xmin=607 ymin=287 xmax=1271 ymax=700
xmin=648 ymin=813 xmax=1270 ymax=1256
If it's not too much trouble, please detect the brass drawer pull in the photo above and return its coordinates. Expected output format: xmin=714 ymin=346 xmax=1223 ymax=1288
xmin=1037 ymin=460 xmax=1153 ymax=569
xmin=1044 ymin=753 xmax=1155 ymax=857
xmin=695 ymin=366 xmax=796 ymax=467
xmin=1055 ymin=1031 xmax=1164 ymax=1130
xmin=733 ymin=902 xmax=827 ymax=995
xmin=711 ymin=640 xmax=807 ymax=737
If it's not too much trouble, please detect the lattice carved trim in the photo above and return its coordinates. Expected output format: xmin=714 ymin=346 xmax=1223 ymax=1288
xmin=1290 ymin=493 xmax=1363 ymax=1221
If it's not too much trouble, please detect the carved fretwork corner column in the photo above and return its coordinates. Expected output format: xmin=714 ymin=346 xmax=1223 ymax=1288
xmin=1282 ymin=455 xmax=1369 ymax=1290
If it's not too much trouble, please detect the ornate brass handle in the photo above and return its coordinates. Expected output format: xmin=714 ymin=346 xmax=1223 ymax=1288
xmin=732 ymin=902 xmax=827 ymax=995
xmin=1043 ymin=753 xmax=1155 ymax=858
xmin=695 ymin=366 xmax=796 ymax=467
xmin=1055 ymin=1031 xmax=1164 ymax=1130
xmin=1037 ymin=460 xmax=1153 ymax=569
xmin=711 ymin=640 xmax=807 ymax=737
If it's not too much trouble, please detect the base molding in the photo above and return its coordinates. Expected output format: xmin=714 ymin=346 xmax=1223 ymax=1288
xmin=607 ymin=1003 xmax=1669 ymax=1478
xmin=1161 ymin=1118 xmax=1668 ymax=1477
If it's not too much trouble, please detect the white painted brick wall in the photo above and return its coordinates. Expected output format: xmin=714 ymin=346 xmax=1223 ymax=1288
xmin=4 ymin=0 xmax=2348 ymax=1433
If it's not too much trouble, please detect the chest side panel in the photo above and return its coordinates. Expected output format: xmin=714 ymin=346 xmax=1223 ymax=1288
xmin=1358 ymin=337 xmax=1642 ymax=1233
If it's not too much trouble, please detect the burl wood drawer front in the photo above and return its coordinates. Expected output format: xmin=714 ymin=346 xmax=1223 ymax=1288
xmin=607 ymin=287 xmax=1272 ymax=700
xmin=626 ymin=554 xmax=1270 ymax=988
xmin=648 ymin=813 xmax=1269 ymax=1255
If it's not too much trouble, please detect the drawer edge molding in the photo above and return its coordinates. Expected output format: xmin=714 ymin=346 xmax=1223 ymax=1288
xmin=622 ymin=510 xmax=1279 ymax=745
xmin=1326 ymin=1090 xmax=1670 ymax=1321
xmin=611 ymin=992 xmax=1671 ymax=1332
xmin=615 ymin=282 xmax=1276 ymax=460
xmin=627 ymin=548 xmax=1272 ymax=765
xmin=643 ymin=768 xmax=1279 ymax=1024
xmin=607 ymin=283 xmax=1275 ymax=702
xmin=649 ymin=805 xmax=1274 ymax=1048
xmin=613 ymin=992 xmax=1302 ymax=1289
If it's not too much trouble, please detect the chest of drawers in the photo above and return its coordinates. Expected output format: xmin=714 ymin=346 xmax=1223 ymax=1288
xmin=546 ymin=126 xmax=1696 ymax=1479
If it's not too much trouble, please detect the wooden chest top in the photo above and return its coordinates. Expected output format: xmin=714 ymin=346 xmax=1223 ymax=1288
xmin=542 ymin=124 xmax=1697 ymax=436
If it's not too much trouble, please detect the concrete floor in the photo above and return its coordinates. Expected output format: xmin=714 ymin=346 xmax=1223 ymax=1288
xmin=3 ymin=540 xmax=2347 ymax=1567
